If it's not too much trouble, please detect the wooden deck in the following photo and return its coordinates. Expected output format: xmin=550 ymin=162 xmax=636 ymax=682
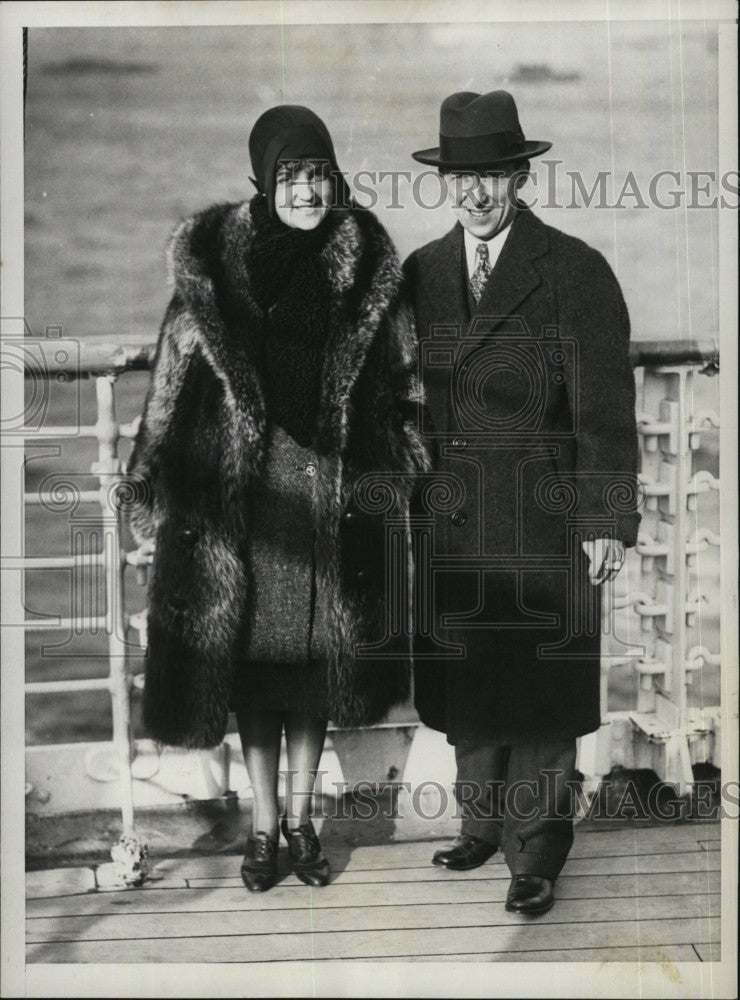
xmin=26 ymin=820 xmax=720 ymax=964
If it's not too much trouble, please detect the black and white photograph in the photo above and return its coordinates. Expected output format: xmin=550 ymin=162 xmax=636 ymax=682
xmin=1 ymin=1 xmax=737 ymax=997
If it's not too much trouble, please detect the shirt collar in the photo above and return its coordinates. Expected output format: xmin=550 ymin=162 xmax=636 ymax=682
xmin=463 ymin=221 xmax=513 ymax=279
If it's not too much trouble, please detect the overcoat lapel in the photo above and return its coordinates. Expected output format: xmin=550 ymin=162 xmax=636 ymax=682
xmin=429 ymin=223 xmax=470 ymax=326
xmin=472 ymin=208 xmax=549 ymax=331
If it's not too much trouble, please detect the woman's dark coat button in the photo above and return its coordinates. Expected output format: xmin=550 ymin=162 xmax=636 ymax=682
xmin=451 ymin=511 xmax=467 ymax=526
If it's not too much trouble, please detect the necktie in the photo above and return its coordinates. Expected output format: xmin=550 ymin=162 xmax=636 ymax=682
xmin=469 ymin=242 xmax=491 ymax=303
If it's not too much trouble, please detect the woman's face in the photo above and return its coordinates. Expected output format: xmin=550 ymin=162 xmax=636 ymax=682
xmin=274 ymin=160 xmax=333 ymax=230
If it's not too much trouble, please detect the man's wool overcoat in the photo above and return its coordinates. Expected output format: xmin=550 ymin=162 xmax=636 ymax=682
xmin=404 ymin=207 xmax=641 ymax=745
xmin=128 ymin=200 xmax=430 ymax=749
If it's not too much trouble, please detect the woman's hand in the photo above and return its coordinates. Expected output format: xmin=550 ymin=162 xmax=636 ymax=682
xmin=582 ymin=537 xmax=625 ymax=585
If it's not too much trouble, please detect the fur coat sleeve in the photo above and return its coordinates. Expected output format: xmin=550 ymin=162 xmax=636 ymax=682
xmin=126 ymin=293 xmax=202 ymax=544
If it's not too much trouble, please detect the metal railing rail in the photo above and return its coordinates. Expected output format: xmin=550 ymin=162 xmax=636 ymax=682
xmin=19 ymin=336 xmax=721 ymax=884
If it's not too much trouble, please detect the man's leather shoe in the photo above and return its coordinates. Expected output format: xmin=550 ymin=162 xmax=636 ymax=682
xmin=505 ymin=874 xmax=554 ymax=914
xmin=281 ymin=818 xmax=331 ymax=887
xmin=432 ymin=835 xmax=497 ymax=871
xmin=240 ymin=831 xmax=278 ymax=892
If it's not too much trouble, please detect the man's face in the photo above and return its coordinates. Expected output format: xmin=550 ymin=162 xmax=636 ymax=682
xmin=444 ymin=167 xmax=523 ymax=239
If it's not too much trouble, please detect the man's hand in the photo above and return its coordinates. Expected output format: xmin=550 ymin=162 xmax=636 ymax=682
xmin=582 ymin=537 xmax=625 ymax=585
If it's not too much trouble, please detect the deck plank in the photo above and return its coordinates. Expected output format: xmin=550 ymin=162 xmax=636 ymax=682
xmin=25 ymin=866 xmax=96 ymax=899
xmin=373 ymin=944 xmax=701 ymax=962
xmin=25 ymin=823 xmax=725 ymax=966
xmin=26 ymin=869 xmax=720 ymax=919
xmin=25 ymin=916 xmax=720 ymax=964
xmin=136 ymin=822 xmax=718 ymax=880
xmin=26 ymin=891 xmax=720 ymax=945
xmin=184 ymin=848 xmax=720 ymax=889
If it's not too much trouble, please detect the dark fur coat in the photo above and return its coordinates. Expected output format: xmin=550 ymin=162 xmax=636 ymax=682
xmin=128 ymin=198 xmax=430 ymax=749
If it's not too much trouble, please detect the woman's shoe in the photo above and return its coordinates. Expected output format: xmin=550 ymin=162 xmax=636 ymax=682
xmin=240 ymin=831 xmax=278 ymax=892
xmin=280 ymin=817 xmax=331 ymax=887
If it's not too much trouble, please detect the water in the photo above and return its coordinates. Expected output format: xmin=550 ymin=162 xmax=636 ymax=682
xmin=25 ymin=21 xmax=721 ymax=343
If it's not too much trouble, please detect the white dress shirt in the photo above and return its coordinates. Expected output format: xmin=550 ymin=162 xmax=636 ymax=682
xmin=463 ymin=223 xmax=512 ymax=280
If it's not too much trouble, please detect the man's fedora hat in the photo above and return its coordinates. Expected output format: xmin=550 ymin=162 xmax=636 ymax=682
xmin=412 ymin=90 xmax=552 ymax=169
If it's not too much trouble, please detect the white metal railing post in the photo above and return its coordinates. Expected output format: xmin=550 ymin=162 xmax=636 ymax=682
xmin=92 ymin=374 xmax=147 ymax=882
xmin=635 ymin=368 xmax=668 ymax=714
xmin=629 ymin=357 xmax=720 ymax=794
xmin=661 ymin=368 xmax=691 ymax=725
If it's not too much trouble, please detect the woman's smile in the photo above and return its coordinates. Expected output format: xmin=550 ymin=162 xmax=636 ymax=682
xmin=275 ymin=167 xmax=333 ymax=229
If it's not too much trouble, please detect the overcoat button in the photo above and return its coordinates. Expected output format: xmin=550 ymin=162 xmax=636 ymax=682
xmin=451 ymin=511 xmax=467 ymax=526
xmin=343 ymin=510 xmax=355 ymax=521
xmin=179 ymin=528 xmax=199 ymax=546
xmin=452 ymin=437 xmax=467 ymax=448
xmin=305 ymin=463 xmax=317 ymax=477
xmin=356 ymin=569 xmax=367 ymax=581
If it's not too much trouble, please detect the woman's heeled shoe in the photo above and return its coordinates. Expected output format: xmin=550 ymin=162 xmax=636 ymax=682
xmin=280 ymin=817 xmax=331 ymax=887
xmin=240 ymin=831 xmax=278 ymax=892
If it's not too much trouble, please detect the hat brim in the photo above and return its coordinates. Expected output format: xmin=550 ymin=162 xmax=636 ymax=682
xmin=411 ymin=139 xmax=552 ymax=168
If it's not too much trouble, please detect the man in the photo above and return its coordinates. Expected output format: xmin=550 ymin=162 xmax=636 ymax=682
xmin=404 ymin=91 xmax=640 ymax=915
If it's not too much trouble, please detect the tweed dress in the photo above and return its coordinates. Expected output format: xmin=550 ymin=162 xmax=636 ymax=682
xmin=231 ymin=199 xmax=336 ymax=718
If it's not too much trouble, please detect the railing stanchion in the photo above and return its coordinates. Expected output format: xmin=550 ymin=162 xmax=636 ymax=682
xmin=94 ymin=374 xmax=147 ymax=884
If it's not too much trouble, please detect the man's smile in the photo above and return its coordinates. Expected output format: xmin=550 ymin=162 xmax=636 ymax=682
xmin=463 ymin=204 xmax=498 ymax=216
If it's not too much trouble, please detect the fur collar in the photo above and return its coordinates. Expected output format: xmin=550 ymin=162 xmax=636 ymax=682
xmin=166 ymin=200 xmax=403 ymax=454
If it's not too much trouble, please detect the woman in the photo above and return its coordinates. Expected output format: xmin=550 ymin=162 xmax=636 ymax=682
xmin=127 ymin=105 xmax=429 ymax=892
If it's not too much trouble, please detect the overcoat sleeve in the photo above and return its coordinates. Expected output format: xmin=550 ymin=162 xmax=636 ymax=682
xmin=557 ymin=245 xmax=641 ymax=547
xmin=126 ymin=291 xmax=200 ymax=544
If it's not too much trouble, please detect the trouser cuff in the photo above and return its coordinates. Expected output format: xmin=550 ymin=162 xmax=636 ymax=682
xmin=507 ymin=849 xmax=568 ymax=881
xmin=460 ymin=817 xmax=502 ymax=848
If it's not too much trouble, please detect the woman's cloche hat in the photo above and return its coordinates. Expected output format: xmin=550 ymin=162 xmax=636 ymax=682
xmin=412 ymin=89 xmax=552 ymax=170
xmin=249 ymin=105 xmax=341 ymax=217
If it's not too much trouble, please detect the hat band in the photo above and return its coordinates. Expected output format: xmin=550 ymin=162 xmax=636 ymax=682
xmin=438 ymin=129 xmax=526 ymax=164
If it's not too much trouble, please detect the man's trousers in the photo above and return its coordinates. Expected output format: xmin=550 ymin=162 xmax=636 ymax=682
xmin=454 ymin=739 xmax=578 ymax=880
